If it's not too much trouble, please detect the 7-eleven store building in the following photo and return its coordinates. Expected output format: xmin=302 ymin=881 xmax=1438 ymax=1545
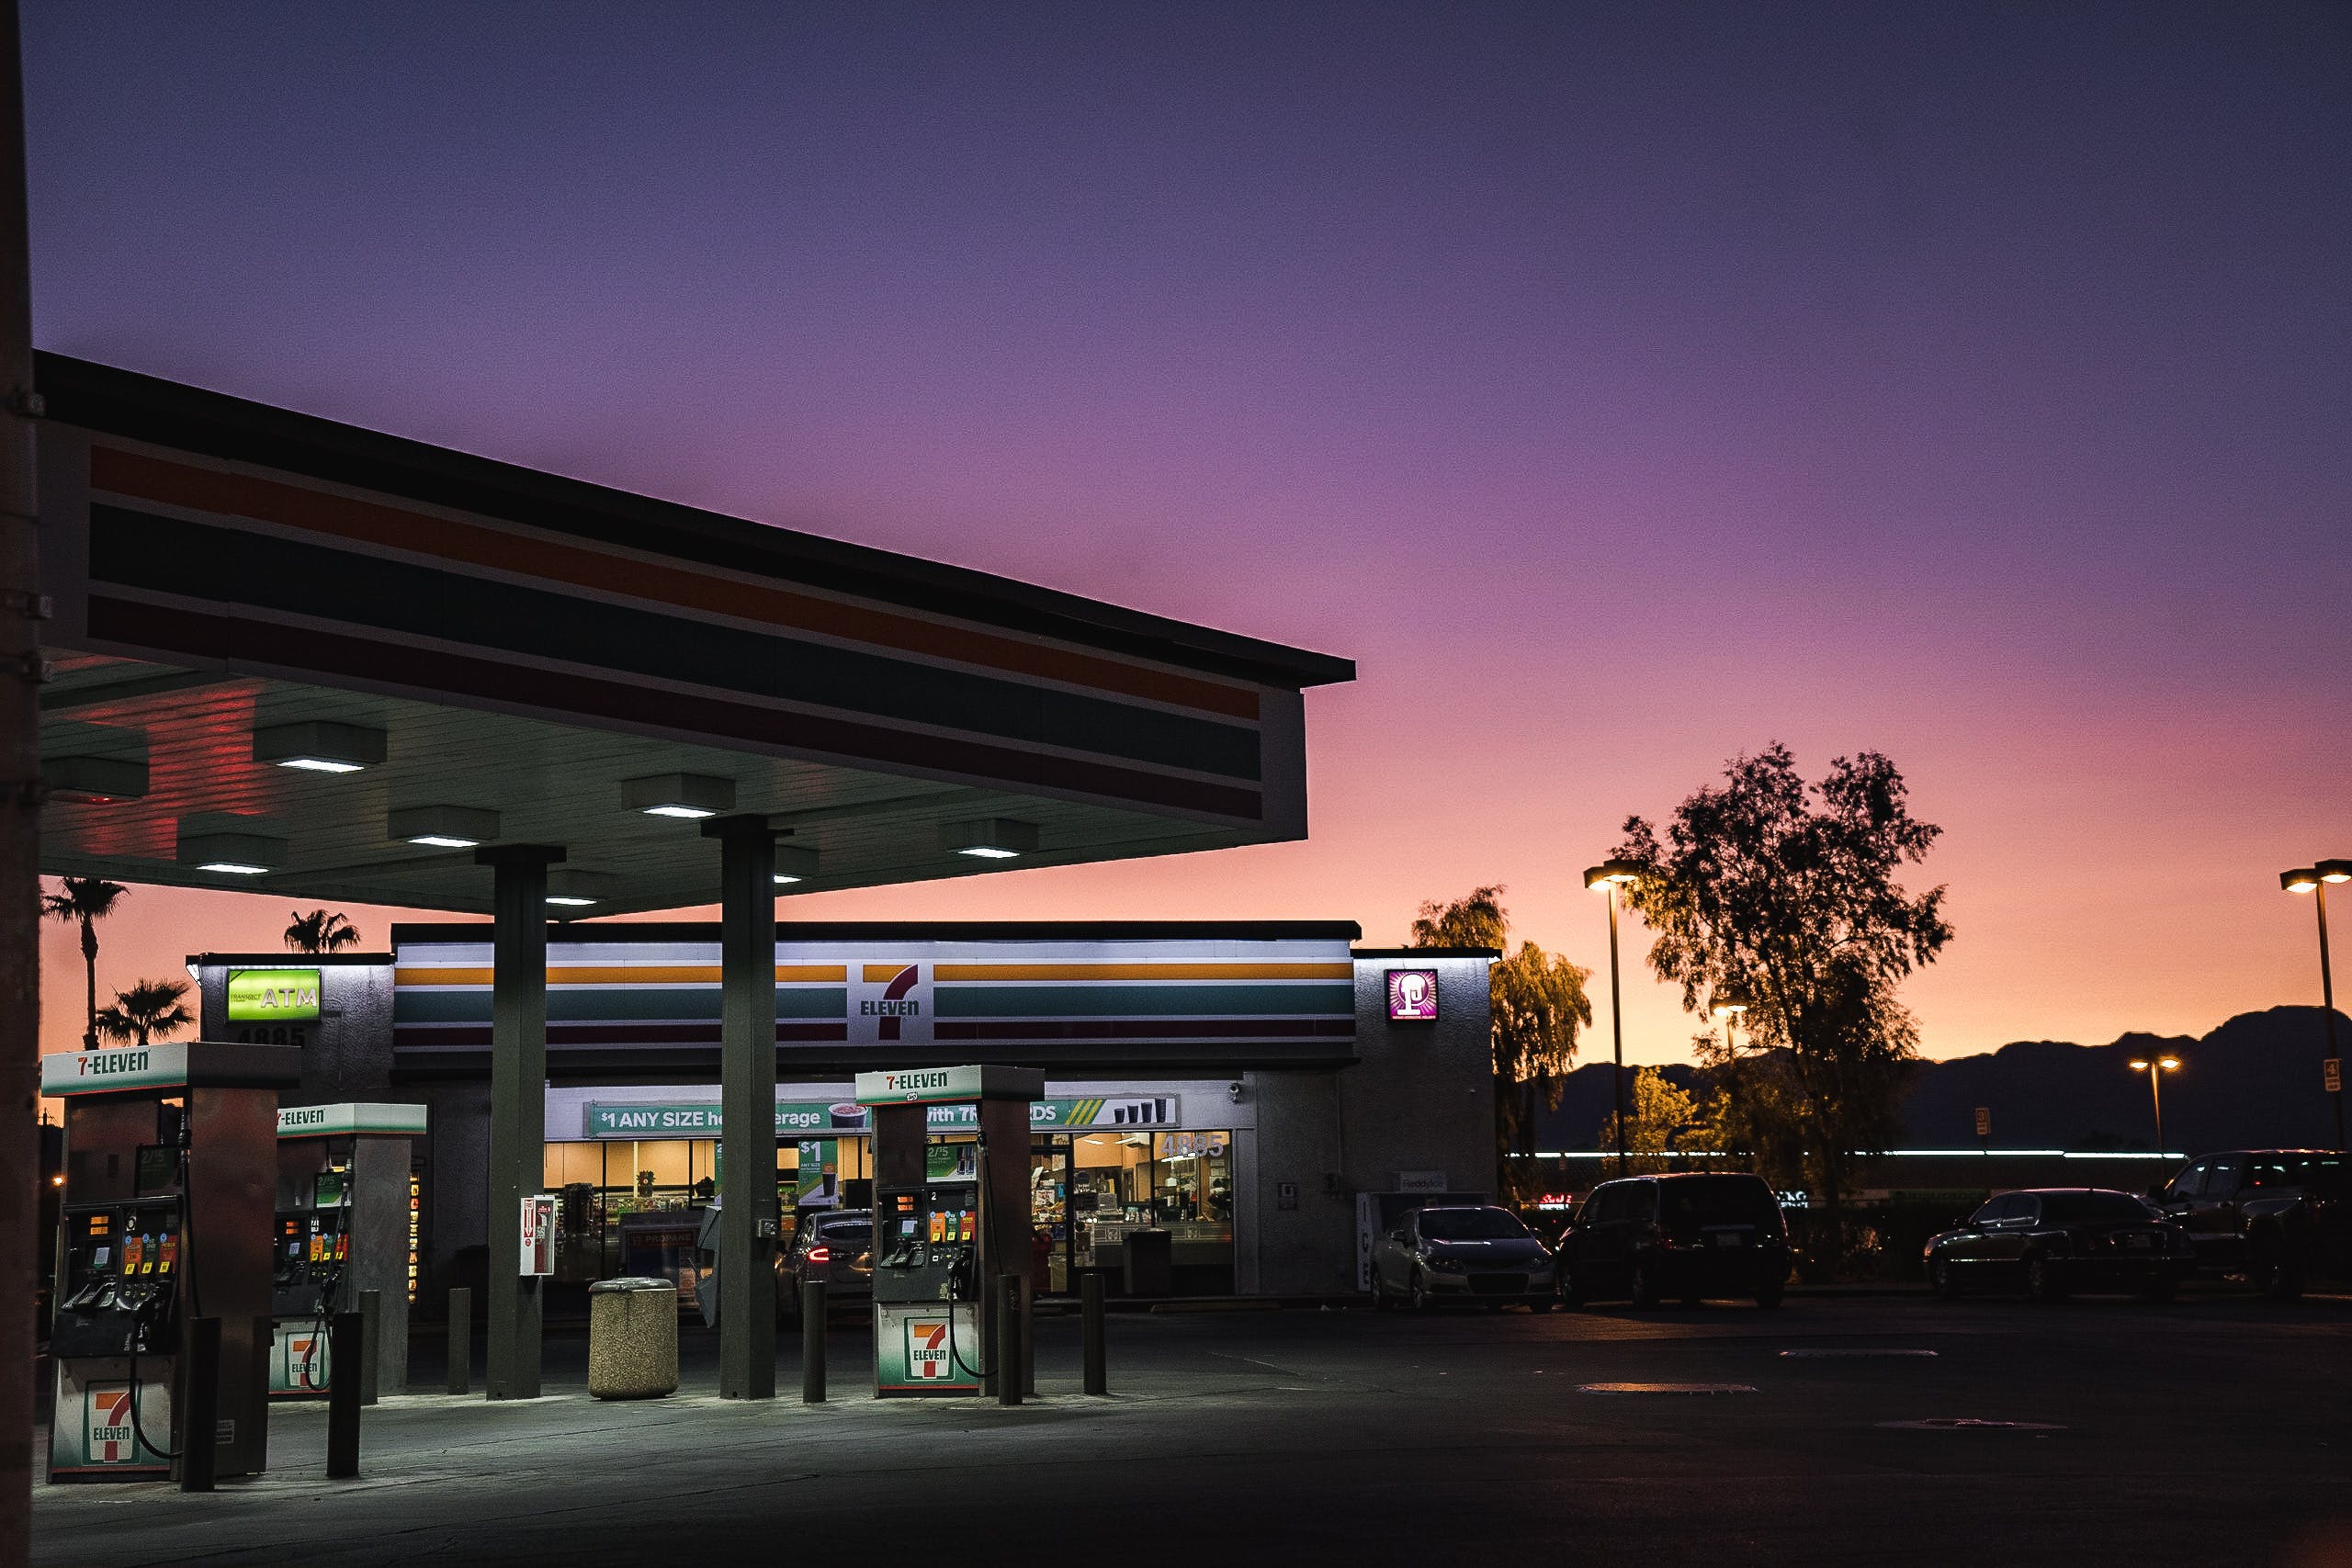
xmin=193 ymin=921 xmax=1498 ymax=1304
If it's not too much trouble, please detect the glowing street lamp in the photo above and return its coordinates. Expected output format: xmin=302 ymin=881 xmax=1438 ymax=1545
xmin=1711 ymin=990 xmax=1750 ymax=1056
xmin=2281 ymin=860 xmax=2349 ymax=1151
xmin=2127 ymin=1055 xmax=2180 ymax=1154
xmin=1585 ymin=859 xmax=1641 ymax=1176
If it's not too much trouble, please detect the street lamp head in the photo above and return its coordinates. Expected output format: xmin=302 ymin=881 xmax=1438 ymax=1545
xmin=2129 ymin=1059 xmax=2150 ymax=1071
xmin=2318 ymin=859 xmax=2352 ymax=884
xmin=1710 ymin=992 xmax=1750 ymax=1019
xmin=2283 ymin=867 xmax=2321 ymax=894
xmin=2158 ymin=1056 xmax=2180 ymax=1071
xmin=1585 ymin=860 xmax=1640 ymax=892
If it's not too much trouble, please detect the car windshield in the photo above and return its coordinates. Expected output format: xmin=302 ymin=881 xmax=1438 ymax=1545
xmin=1658 ymin=1178 xmax=1780 ymax=1226
xmin=1419 ymin=1208 xmax=1529 ymax=1241
xmin=2037 ymin=1191 xmax=2155 ymax=1224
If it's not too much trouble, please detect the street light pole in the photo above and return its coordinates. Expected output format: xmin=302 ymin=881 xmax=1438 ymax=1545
xmin=1585 ymin=862 xmax=1640 ymax=1178
xmin=2128 ymin=1056 xmax=2179 ymax=1154
xmin=2281 ymin=862 xmax=2348 ymax=1152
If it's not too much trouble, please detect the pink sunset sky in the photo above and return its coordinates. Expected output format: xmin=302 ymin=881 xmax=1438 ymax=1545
xmin=27 ymin=4 xmax=2351 ymax=1068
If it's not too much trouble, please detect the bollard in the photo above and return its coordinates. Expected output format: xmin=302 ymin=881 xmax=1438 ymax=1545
xmin=178 ymin=1316 xmax=220 ymax=1493
xmin=1019 ymin=1277 xmax=1036 ymax=1397
xmin=1081 ymin=1273 xmax=1107 ymax=1395
xmin=996 ymin=1274 xmax=1022 ymax=1407
xmin=447 ymin=1288 xmax=471 ymax=1395
xmin=800 ymin=1281 xmax=826 ymax=1404
xmin=357 ymin=1290 xmax=381 ymax=1406
xmin=326 ymin=1312 xmax=363 ymax=1478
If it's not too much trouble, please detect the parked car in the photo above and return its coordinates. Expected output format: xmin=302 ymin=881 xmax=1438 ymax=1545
xmin=2150 ymin=1150 xmax=2348 ymax=1300
xmin=1555 ymin=1173 xmax=1791 ymax=1309
xmin=1370 ymin=1204 xmax=1557 ymax=1311
xmin=1922 ymin=1189 xmax=2190 ymax=1302
xmin=775 ymin=1208 xmax=874 ymax=1326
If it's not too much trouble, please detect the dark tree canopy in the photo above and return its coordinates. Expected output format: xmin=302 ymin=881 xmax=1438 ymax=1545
xmin=1611 ymin=744 xmax=1951 ymax=1253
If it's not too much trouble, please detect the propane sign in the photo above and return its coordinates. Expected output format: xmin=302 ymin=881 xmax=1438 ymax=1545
xmin=519 ymin=1195 xmax=556 ymax=1277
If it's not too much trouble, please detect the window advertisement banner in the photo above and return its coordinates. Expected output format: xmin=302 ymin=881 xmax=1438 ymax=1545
xmin=582 ymin=1094 xmax=1191 ymax=1140
xmin=228 ymin=968 xmax=323 ymax=1023
xmin=873 ymin=1302 xmax=982 ymax=1396
xmin=795 ymin=1139 xmax=838 ymax=1207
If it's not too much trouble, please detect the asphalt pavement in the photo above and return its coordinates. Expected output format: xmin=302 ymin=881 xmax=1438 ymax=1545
xmin=31 ymin=1288 xmax=2352 ymax=1568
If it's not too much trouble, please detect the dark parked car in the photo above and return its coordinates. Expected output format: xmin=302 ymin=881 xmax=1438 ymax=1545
xmin=1923 ymin=1189 xmax=2190 ymax=1302
xmin=775 ymin=1208 xmax=873 ymax=1326
xmin=1370 ymin=1204 xmax=1557 ymax=1310
xmin=1555 ymin=1173 xmax=1791 ymax=1309
xmin=2151 ymin=1150 xmax=2348 ymax=1300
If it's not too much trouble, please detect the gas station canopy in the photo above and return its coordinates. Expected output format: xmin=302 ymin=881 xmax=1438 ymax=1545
xmin=31 ymin=355 xmax=1352 ymax=913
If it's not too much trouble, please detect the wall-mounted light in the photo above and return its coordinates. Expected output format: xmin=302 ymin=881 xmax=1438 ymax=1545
xmin=621 ymin=773 xmax=735 ymax=819
xmin=387 ymin=805 xmax=502 ymax=850
xmin=942 ymin=818 xmax=1039 ymax=860
xmin=253 ymin=720 xmax=386 ymax=774
xmin=42 ymin=755 xmax=149 ymax=805
xmin=178 ymin=829 xmax=287 ymax=876
xmin=773 ymin=844 xmax=820 ymax=886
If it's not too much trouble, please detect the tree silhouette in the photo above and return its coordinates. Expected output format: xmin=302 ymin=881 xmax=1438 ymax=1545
xmin=1611 ymin=744 xmax=1950 ymax=1265
xmin=1412 ymin=886 xmax=1593 ymax=1202
xmin=94 ymin=977 xmax=195 ymax=1049
xmin=40 ymin=876 xmax=129 ymax=1049
xmin=284 ymin=908 xmax=362 ymax=953
xmin=1598 ymin=1066 xmax=1709 ymax=1175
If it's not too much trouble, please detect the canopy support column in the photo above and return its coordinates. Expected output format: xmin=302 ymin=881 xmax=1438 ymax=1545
xmin=706 ymin=816 xmax=779 ymax=1398
xmin=479 ymin=844 xmax=563 ymax=1401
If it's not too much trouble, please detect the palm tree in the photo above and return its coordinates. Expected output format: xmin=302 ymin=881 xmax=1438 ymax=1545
xmin=94 ymin=978 xmax=195 ymax=1049
xmin=40 ymin=876 xmax=129 ymax=1049
xmin=284 ymin=909 xmax=362 ymax=953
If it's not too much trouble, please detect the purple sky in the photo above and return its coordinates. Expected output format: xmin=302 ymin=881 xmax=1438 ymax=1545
xmin=28 ymin=4 xmax=2352 ymax=1066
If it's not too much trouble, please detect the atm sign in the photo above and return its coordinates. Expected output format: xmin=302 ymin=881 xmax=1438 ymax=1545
xmin=228 ymin=969 xmax=322 ymax=1023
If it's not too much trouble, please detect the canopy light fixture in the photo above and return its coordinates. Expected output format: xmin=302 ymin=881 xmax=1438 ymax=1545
xmin=178 ymin=829 xmax=287 ymax=877
xmin=773 ymin=844 xmax=820 ymax=886
xmin=943 ymin=818 xmax=1039 ymax=860
xmin=1584 ymin=859 xmax=1641 ymax=892
xmin=388 ymin=805 xmax=502 ymax=850
xmin=622 ymin=773 xmax=735 ymax=819
xmin=42 ymin=755 xmax=149 ymax=806
xmin=253 ymin=719 xmax=387 ymax=774
xmin=547 ymin=869 xmax=614 ymax=908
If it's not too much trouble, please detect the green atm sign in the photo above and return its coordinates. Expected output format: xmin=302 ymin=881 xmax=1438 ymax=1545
xmin=227 ymin=968 xmax=322 ymax=1023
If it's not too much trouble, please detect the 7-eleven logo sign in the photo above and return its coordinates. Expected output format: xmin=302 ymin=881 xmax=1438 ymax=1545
xmin=853 ymin=963 xmax=931 ymax=1044
xmin=88 ymin=1385 xmax=136 ymax=1462
xmin=905 ymin=1318 xmax=950 ymax=1379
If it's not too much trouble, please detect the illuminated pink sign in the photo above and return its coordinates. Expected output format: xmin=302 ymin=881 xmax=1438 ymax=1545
xmin=1386 ymin=968 xmax=1438 ymax=1021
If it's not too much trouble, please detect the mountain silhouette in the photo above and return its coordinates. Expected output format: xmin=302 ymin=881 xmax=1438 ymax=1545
xmin=1534 ymin=1006 xmax=2345 ymax=1156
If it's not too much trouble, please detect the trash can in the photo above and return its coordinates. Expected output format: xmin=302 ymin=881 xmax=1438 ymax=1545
xmin=1123 ymin=1229 xmax=1174 ymax=1298
xmin=588 ymin=1277 xmax=679 ymax=1399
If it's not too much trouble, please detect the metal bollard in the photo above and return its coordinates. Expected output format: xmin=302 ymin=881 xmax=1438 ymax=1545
xmin=1081 ymin=1273 xmax=1107 ymax=1395
xmin=178 ymin=1316 xmax=220 ymax=1492
xmin=1019 ymin=1277 xmax=1035 ymax=1396
xmin=326 ymin=1312 xmax=363 ymax=1478
xmin=800 ymin=1281 xmax=826 ymax=1404
xmin=447 ymin=1288 xmax=471 ymax=1394
xmin=357 ymin=1290 xmax=382 ymax=1406
xmin=996 ymin=1274 xmax=1022 ymax=1406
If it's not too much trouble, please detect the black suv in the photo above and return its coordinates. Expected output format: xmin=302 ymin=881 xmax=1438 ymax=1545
xmin=2151 ymin=1150 xmax=2348 ymax=1300
xmin=1555 ymin=1173 xmax=1792 ymax=1309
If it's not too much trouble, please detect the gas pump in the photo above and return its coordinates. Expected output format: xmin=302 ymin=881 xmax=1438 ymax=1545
xmin=42 ymin=1042 xmax=300 ymax=1483
xmin=859 ymin=1066 xmax=1042 ymax=1397
xmin=271 ymin=1102 xmax=428 ymax=1398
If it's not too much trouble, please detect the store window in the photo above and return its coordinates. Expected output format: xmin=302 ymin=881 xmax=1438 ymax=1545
xmin=1050 ymin=1130 xmax=1235 ymax=1295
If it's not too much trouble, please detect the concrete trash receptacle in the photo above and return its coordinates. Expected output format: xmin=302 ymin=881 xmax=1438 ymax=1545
xmin=588 ymin=1277 xmax=680 ymax=1399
